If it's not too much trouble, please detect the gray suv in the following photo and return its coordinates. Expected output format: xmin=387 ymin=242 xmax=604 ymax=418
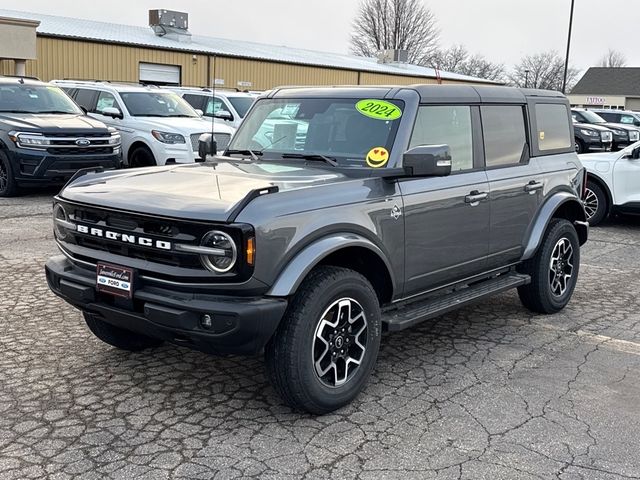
xmin=45 ymin=85 xmax=588 ymax=414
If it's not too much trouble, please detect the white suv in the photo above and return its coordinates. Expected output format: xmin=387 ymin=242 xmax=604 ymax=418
xmin=170 ymin=87 xmax=257 ymax=130
xmin=579 ymin=142 xmax=640 ymax=225
xmin=53 ymin=81 xmax=235 ymax=167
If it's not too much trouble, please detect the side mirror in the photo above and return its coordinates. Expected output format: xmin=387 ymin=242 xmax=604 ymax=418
xmin=630 ymin=146 xmax=640 ymax=160
xmin=402 ymin=145 xmax=452 ymax=177
xmin=198 ymin=133 xmax=216 ymax=160
xmin=101 ymin=107 xmax=123 ymax=119
xmin=194 ymin=109 xmax=204 ymax=117
xmin=214 ymin=110 xmax=233 ymax=121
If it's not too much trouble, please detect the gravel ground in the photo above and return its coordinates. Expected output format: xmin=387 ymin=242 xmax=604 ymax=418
xmin=1 ymin=191 xmax=640 ymax=480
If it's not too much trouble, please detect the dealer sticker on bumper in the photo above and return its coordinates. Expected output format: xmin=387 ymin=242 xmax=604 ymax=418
xmin=96 ymin=263 xmax=134 ymax=299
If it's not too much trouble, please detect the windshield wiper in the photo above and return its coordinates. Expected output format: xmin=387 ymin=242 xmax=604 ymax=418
xmin=226 ymin=149 xmax=263 ymax=161
xmin=39 ymin=110 xmax=76 ymax=114
xmin=281 ymin=153 xmax=338 ymax=167
xmin=0 ymin=110 xmax=35 ymax=113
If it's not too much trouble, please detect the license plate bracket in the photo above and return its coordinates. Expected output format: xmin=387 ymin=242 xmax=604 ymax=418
xmin=96 ymin=263 xmax=134 ymax=299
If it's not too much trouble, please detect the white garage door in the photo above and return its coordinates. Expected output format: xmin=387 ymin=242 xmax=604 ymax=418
xmin=139 ymin=63 xmax=181 ymax=85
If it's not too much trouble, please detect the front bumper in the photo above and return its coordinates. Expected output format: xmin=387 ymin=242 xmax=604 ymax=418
xmin=583 ymin=137 xmax=612 ymax=151
xmin=8 ymin=148 xmax=121 ymax=185
xmin=45 ymin=255 xmax=288 ymax=355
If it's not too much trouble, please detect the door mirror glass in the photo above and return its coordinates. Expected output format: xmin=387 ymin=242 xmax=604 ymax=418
xmin=214 ymin=110 xmax=233 ymax=121
xmin=101 ymin=107 xmax=123 ymax=119
xmin=402 ymin=145 xmax=452 ymax=177
xmin=631 ymin=146 xmax=640 ymax=159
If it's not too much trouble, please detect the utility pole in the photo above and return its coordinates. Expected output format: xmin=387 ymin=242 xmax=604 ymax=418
xmin=562 ymin=0 xmax=575 ymax=93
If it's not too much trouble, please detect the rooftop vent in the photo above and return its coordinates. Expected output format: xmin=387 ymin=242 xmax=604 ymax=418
xmin=149 ymin=9 xmax=191 ymax=43
xmin=377 ymin=49 xmax=409 ymax=65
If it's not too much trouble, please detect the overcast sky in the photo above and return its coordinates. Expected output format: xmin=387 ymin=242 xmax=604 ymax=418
xmin=9 ymin=0 xmax=640 ymax=73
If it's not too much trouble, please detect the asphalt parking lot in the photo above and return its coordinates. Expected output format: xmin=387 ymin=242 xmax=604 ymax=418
xmin=2 ymin=191 xmax=640 ymax=480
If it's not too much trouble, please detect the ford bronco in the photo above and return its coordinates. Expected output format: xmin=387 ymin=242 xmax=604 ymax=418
xmin=46 ymin=85 xmax=588 ymax=413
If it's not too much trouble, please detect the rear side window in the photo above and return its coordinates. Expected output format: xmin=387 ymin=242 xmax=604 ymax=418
xmin=74 ymin=89 xmax=97 ymax=110
xmin=183 ymin=94 xmax=205 ymax=110
xmin=481 ymin=106 xmax=527 ymax=167
xmin=535 ymin=104 xmax=572 ymax=151
xmin=409 ymin=105 xmax=473 ymax=171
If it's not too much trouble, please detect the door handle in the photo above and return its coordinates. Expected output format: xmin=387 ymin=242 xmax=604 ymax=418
xmin=524 ymin=181 xmax=544 ymax=193
xmin=465 ymin=190 xmax=488 ymax=205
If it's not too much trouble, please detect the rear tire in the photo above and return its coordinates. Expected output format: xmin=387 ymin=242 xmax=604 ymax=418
xmin=265 ymin=266 xmax=381 ymax=414
xmin=517 ymin=219 xmax=580 ymax=314
xmin=129 ymin=146 xmax=156 ymax=168
xmin=584 ymin=180 xmax=608 ymax=226
xmin=0 ymin=150 xmax=18 ymax=197
xmin=84 ymin=312 xmax=163 ymax=351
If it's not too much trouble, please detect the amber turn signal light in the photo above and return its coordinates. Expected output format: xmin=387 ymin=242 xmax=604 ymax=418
xmin=246 ymin=237 xmax=255 ymax=266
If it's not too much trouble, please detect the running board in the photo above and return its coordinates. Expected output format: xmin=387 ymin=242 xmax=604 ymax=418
xmin=382 ymin=272 xmax=531 ymax=332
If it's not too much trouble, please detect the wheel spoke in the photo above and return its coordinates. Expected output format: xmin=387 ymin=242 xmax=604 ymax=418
xmin=549 ymin=237 xmax=575 ymax=297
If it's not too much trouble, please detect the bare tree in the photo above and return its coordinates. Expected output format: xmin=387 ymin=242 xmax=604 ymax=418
xmin=598 ymin=49 xmax=627 ymax=68
xmin=350 ymin=0 xmax=439 ymax=65
xmin=431 ymin=45 xmax=505 ymax=82
xmin=509 ymin=51 xmax=580 ymax=92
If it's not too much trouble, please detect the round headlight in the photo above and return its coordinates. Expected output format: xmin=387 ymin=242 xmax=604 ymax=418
xmin=200 ymin=230 xmax=237 ymax=273
xmin=53 ymin=203 xmax=69 ymax=240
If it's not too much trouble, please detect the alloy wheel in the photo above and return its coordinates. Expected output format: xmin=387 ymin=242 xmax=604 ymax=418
xmin=583 ymin=188 xmax=599 ymax=220
xmin=549 ymin=237 xmax=574 ymax=297
xmin=312 ymin=298 xmax=368 ymax=388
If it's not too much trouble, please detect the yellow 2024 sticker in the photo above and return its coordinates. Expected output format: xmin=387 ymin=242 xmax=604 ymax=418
xmin=366 ymin=147 xmax=390 ymax=168
xmin=356 ymin=99 xmax=402 ymax=121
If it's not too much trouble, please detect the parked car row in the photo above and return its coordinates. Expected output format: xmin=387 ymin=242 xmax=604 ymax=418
xmin=0 ymin=76 xmax=262 ymax=196
xmin=572 ymin=108 xmax=640 ymax=153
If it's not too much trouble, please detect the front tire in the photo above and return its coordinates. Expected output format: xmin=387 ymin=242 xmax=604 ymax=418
xmin=584 ymin=180 xmax=608 ymax=226
xmin=0 ymin=150 xmax=18 ymax=197
xmin=517 ymin=219 xmax=580 ymax=314
xmin=265 ymin=266 xmax=381 ymax=414
xmin=575 ymin=138 xmax=586 ymax=154
xmin=129 ymin=146 xmax=156 ymax=168
xmin=84 ymin=312 xmax=163 ymax=351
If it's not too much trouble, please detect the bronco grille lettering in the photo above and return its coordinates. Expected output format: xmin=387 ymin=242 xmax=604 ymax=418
xmin=76 ymin=224 xmax=172 ymax=250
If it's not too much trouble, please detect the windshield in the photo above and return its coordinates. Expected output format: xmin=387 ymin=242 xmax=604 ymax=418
xmin=228 ymin=97 xmax=255 ymax=118
xmin=120 ymin=92 xmax=199 ymax=117
xmin=227 ymin=98 xmax=404 ymax=167
xmin=579 ymin=110 xmax=606 ymax=124
xmin=0 ymin=84 xmax=81 ymax=114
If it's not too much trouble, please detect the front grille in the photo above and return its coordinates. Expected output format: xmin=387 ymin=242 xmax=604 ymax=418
xmin=190 ymin=133 xmax=231 ymax=152
xmin=60 ymin=203 xmax=212 ymax=271
xmin=47 ymin=146 xmax=114 ymax=155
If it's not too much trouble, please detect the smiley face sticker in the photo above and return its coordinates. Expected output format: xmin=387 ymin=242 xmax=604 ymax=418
xmin=366 ymin=147 xmax=390 ymax=168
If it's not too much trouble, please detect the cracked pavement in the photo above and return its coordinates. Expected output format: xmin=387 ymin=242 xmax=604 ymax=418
xmin=1 ymin=191 xmax=640 ymax=479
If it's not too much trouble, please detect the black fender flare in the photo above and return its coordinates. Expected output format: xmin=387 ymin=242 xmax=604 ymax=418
xmin=267 ymin=233 xmax=396 ymax=297
xmin=522 ymin=191 xmax=588 ymax=261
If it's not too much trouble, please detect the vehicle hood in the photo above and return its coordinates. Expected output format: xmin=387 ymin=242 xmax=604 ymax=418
xmin=0 ymin=113 xmax=109 ymax=133
xmin=134 ymin=116 xmax=235 ymax=135
xmin=600 ymin=122 xmax=639 ymax=133
xmin=579 ymin=151 xmax=619 ymax=162
xmin=574 ymin=122 xmax=610 ymax=132
xmin=60 ymin=160 xmax=350 ymax=222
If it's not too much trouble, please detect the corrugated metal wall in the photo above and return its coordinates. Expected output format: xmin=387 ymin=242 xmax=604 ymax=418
xmin=1 ymin=36 xmax=484 ymax=89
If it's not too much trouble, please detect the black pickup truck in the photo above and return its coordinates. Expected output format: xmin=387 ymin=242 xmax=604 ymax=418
xmin=0 ymin=76 xmax=121 ymax=196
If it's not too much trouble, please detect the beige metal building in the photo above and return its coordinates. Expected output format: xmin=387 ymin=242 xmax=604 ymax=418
xmin=0 ymin=8 xmax=496 ymax=90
